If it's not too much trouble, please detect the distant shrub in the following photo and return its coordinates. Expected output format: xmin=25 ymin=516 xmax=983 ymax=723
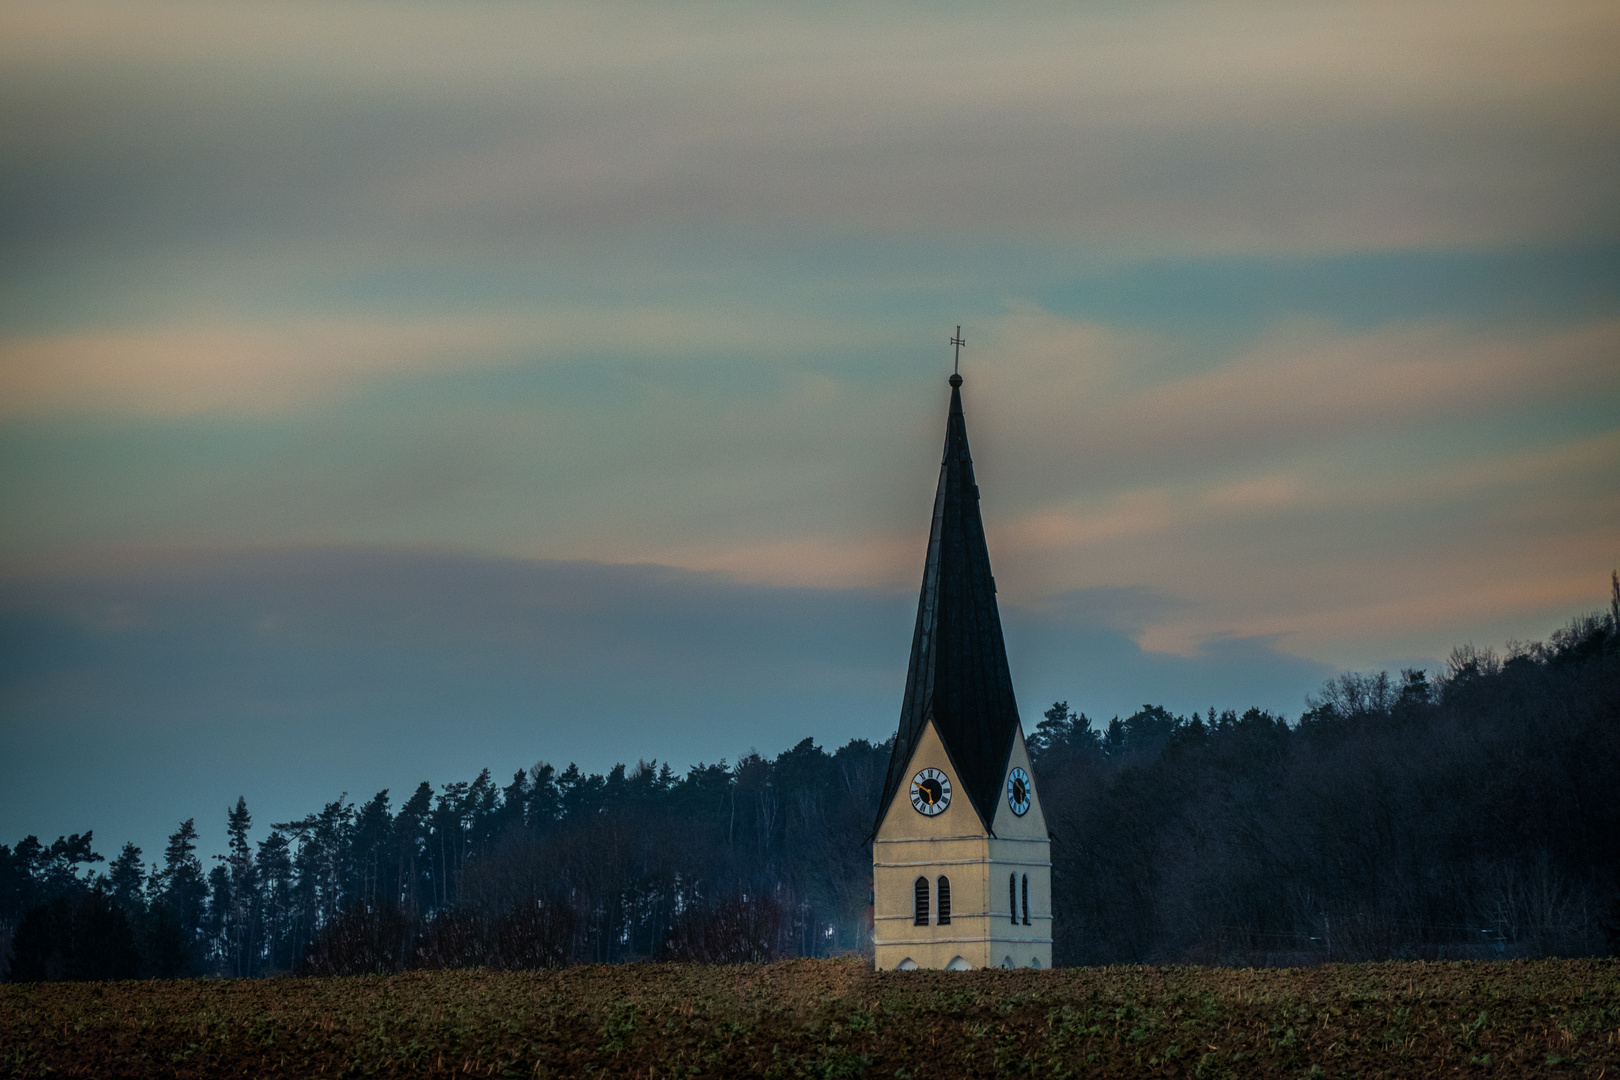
xmin=492 ymin=900 xmax=577 ymax=970
xmin=663 ymin=890 xmax=788 ymax=964
xmin=303 ymin=899 xmax=580 ymax=975
xmin=299 ymin=905 xmax=411 ymax=976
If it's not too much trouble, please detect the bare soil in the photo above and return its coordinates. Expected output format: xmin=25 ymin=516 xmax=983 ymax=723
xmin=2 ymin=957 xmax=1616 ymax=1078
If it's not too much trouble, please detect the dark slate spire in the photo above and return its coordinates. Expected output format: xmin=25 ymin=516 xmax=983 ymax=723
xmin=875 ymin=373 xmax=1022 ymax=834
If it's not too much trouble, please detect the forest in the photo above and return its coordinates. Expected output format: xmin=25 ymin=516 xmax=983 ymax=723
xmin=2 ymin=599 xmax=1616 ymax=980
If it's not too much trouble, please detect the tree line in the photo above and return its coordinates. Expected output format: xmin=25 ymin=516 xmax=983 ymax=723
xmin=2 ymin=596 xmax=1616 ymax=978
xmin=1032 ymin=606 xmax=1619 ymax=965
xmin=0 ymin=738 xmax=889 ymax=979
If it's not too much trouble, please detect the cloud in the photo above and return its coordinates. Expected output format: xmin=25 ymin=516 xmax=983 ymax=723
xmin=3 ymin=302 xmax=1608 ymax=675
xmin=1125 ymin=318 xmax=1619 ymax=437
xmin=0 ymin=0 xmax=1613 ymax=743
xmin=1041 ymin=585 xmax=1186 ymax=636
xmin=2 ymin=1 xmax=1615 ymax=259
xmin=0 ymin=308 xmax=896 ymax=417
xmin=1135 ymin=556 xmax=1607 ymax=659
xmin=1199 ymin=474 xmax=1301 ymax=512
xmin=1408 ymin=429 xmax=1620 ymax=494
xmin=998 ymin=493 xmax=1179 ymax=555
xmin=0 ymin=319 xmax=518 ymax=418
xmin=0 ymin=546 xmax=1327 ymax=860
xmin=973 ymin=310 xmax=1620 ymax=502
xmin=925 ymin=306 xmax=1620 ymax=664
xmin=635 ymin=535 xmax=921 ymax=592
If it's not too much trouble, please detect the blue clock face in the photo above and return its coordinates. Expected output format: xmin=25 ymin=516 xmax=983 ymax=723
xmin=1007 ymin=767 xmax=1031 ymax=816
xmin=910 ymin=768 xmax=952 ymax=816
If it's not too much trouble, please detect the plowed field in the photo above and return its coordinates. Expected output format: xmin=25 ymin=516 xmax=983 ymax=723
xmin=3 ymin=958 xmax=1616 ymax=1078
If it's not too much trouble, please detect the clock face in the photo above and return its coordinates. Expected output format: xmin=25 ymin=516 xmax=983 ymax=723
xmin=1007 ymin=767 xmax=1032 ymax=816
xmin=910 ymin=768 xmax=952 ymax=816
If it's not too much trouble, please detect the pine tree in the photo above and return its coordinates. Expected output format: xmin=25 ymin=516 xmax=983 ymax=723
xmin=527 ymin=763 xmax=562 ymax=832
xmin=255 ymin=830 xmax=294 ymax=973
xmin=152 ymin=819 xmax=208 ymax=973
xmin=276 ymin=797 xmax=354 ymax=955
xmin=205 ymin=863 xmax=231 ymax=971
xmin=497 ymin=771 xmax=530 ymax=837
xmin=430 ymin=783 xmax=469 ymax=910
xmin=350 ymin=790 xmax=393 ymax=910
xmin=7 ymin=837 xmax=46 ymax=916
xmin=215 ymin=797 xmax=259 ymax=977
xmin=393 ymin=782 xmax=434 ymax=919
xmin=107 ymin=842 xmax=146 ymax=917
xmin=40 ymin=833 xmax=102 ymax=898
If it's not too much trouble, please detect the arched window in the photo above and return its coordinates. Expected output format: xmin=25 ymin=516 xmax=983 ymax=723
xmin=937 ymin=876 xmax=951 ymax=925
xmin=1022 ymin=874 xmax=1030 ymax=925
xmin=914 ymin=876 xmax=929 ymax=926
xmin=1009 ymin=873 xmax=1017 ymax=925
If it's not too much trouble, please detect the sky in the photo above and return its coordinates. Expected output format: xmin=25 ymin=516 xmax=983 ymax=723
xmin=1 ymin=0 xmax=1617 ymax=863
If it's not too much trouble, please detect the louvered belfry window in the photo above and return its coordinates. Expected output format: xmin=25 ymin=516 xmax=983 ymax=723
xmin=1022 ymin=874 xmax=1030 ymax=925
xmin=914 ymin=876 xmax=930 ymax=926
xmin=1009 ymin=873 xmax=1018 ymax=924
xmin=937 ymin=876 xmax=951 ymax=925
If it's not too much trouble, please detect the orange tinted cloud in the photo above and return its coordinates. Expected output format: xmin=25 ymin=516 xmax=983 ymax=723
xmin=0 ymin=309 xmax=891 ymax=418
xmin=980 ymin=312 xmax=1620 ymax=486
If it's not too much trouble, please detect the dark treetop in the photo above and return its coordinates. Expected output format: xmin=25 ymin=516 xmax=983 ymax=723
xmin=876 ymin=374 xmax=1023 ymax=835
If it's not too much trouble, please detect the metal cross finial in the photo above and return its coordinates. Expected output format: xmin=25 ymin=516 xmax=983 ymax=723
xmin=949 ymin=326 xmax=966 ymax=374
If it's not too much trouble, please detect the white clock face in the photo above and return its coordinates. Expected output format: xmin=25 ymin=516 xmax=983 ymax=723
xmin=1007 ymin=767 xmax=1032 ymax=816
xmin=910 ymin=768 xmax=952 ymax=816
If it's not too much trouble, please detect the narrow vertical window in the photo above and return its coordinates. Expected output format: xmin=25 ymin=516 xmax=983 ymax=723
xmin=937 ymin=876 xmax=951 ymax=925
xmin=1009 ymin=873 xmax=1017 ymax=924
xmin=914 ymin=876 xmax=929 ymax=926
xmin=1022 ymin=874 xmax=1030 ymax=925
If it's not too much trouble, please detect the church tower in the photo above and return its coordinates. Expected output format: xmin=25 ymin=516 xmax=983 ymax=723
xmin=872 ymin=366 xmax=1051 ymax=971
